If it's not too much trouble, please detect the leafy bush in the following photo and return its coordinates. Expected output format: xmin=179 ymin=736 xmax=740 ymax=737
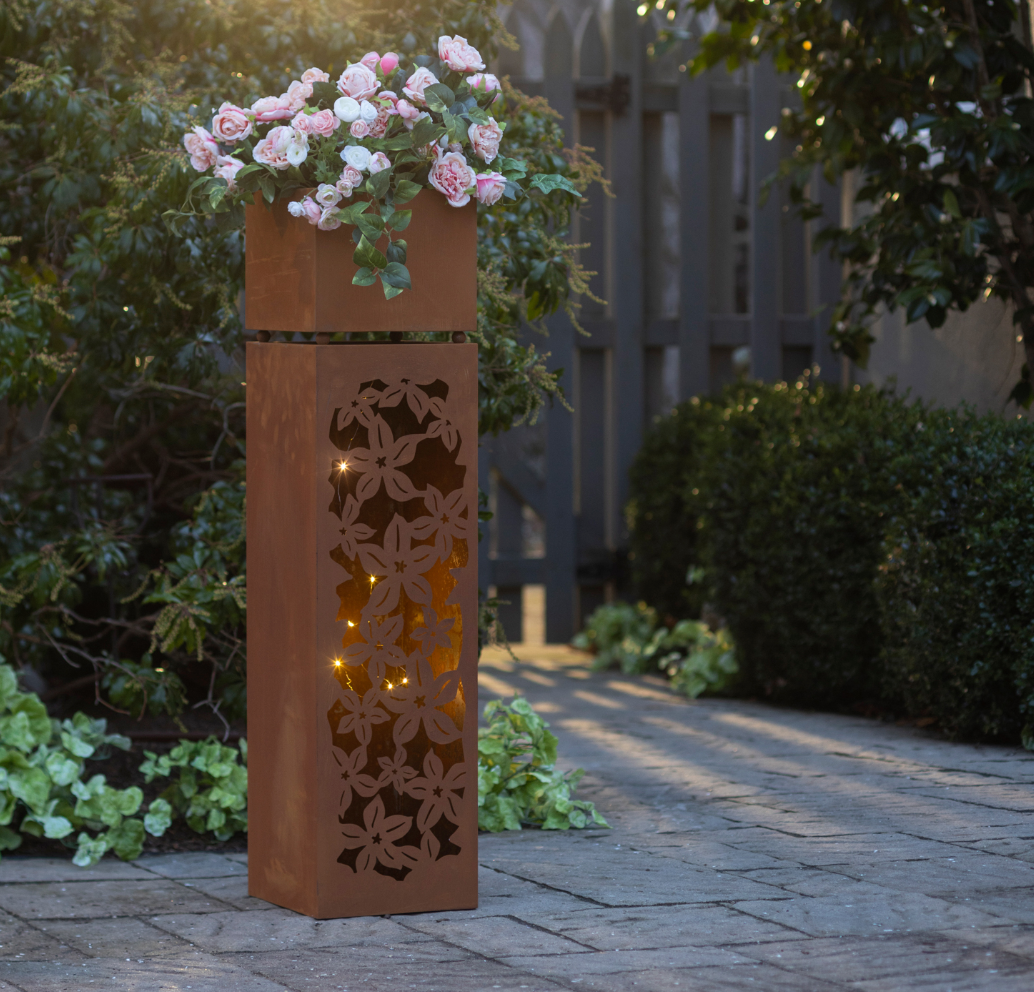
xmin=630 ymin=378 xmax=926 ymax=706
xmin=571 ymin=601 xmax=658 ymax=673
xmin=0 ymin=664 xmax=162 ymax=865
xmin=877 ymin=410 xmax=1034 ymax=744
xmin=646 ymin=621 xmax=738 ymax=699
xmin=627 ymin=399 xmax=724 ymax=619
xmin=572 ymin=603 xmax=738 ymax=698
xmin=140 ymin=738 xmax=248 ymax=842
xmin=478 ymin=697 xmax=608 ymax=832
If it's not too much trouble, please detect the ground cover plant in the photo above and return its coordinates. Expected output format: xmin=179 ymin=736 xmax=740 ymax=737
xmin=477 ymin=696 xmax=607 ymax=832
xmin=0 ymin=0 xmax=603 ymax=726
xmin=574 ymin=601 xmax=739 ymax=699
xmin=627 ymin=374 xmax=1034 ymax=747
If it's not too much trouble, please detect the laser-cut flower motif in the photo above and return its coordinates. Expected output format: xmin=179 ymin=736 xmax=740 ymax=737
xmin=377 ymin=745 xmax=418 ymax=794
xmin=356 ymin=515 xmax=438 ymax=614
xmin=377 ymin=377 xmax=433 ymax=420
xmin=334 ymin=687 xmax=390 ymax=746
xmin=406 ymin=750 xmax=467 ymax=833
xmin=347 ymin=416 xmax=421 ymax=503
xmin=410 ymin=485 xmax=471 ymax=560
xmin=332 ymin=389 xmax=381 ymax=431
xmin=384 ymin=652 xmax=462 ymax=744
xmin=332 ymin=745 xmax=380 ymax=809
xmin=335 ymin=494 xmax=376 ymax=558
xmin=340 ymin=795 xmax=418 ymax=873
xmin=424 ymin=396 xmax=459 ymax=451
xmin=343 ymin=614 xmax=405 ymax=680
xmin=411 ymin=607 xmax=455 ymax=657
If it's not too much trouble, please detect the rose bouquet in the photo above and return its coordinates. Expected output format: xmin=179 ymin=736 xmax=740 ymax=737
xmin=172 ymin=36 xmax=579 ymax=300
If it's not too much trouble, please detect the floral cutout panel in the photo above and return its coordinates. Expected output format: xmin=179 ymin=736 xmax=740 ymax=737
xmin=325 ymin=370 xmax=472 ymax=883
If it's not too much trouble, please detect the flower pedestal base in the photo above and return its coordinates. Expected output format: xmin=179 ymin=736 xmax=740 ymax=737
xmin=246 ymin=340 xmax=478 ymax=919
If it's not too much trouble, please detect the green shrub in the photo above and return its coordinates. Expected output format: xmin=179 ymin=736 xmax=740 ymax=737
xmin=571 ymin=601 xmax=657 ymax=673
xmin=629 ymin=378 xmax=926 ymax=707
xmin=627 ymin=399 xmax=724 ymax=619
xmin=877 ymin=410 xmax=1034 ymax=743
xmin=478 ymin=697 xmax=608 ymax=832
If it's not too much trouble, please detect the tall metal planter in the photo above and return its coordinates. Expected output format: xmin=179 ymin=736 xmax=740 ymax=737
xmin=245 ymin=196 xmax=479 ymax=919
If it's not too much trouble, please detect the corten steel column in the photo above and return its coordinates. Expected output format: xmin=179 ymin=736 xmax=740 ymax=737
xmin=245 ymin=196 xmax=479 ymax=919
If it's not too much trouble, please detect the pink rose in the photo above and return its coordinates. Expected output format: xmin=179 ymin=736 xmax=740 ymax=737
xmin=402 ymin=67 xmax=438 ymax=106
xmin=283 ymin=80 xmax=313 ymax=113
xmin=301 ymin=67 xmax=330 ymax=84
xmin=214 ymin=154 xmax=244 ymax=189
xmin=290 ymin=111 xmax=314 ymax=134
xmin=252 ymin=125 xmax=293 ymax=170
xmin=349 ymin=119 xmax=370 ymax=138
xmin=468 ymin=73 xmax=502 ymax=102
xmin=377 ymin=90 xmax=399 ymax=108
xmin=428 ymin=149 xmax=477 ymax=207
xmin=337 ymin=63 xmax=379 ymax=101
xmin=380 ymin=53 xmax=399 ymax=76
xmin=467 ymin=117 xmax=503 ymax=164
xmin=251 ymin=95 xmax=293 ymax=122
xmin=211 ymin=102 xmax=252 ymax=143
xmin=396 ymin=98 xmax=421 ymax=123
xmin=438 ymin=35 xmax=485 ymax=72
xmin=369 ymin=152 xmax=391 ymax=173
xmin=368 ymin=106 xmax=394 ymax=138
xmin=336 ymin=165 xmax=364 ymax=196
xmin=318 ymin=206 xmax=342 ymax=230
xmin=308 ymin=108 xmax=340 ymax=137
xmin=183 ymin=126 xmax=218 ymax=171
xmin=475 ymin=171 xmax=506 ymax=206
xmin=287 ymin=196 xmax=322 ymax=225
xmin=359 ymin=52 xmax=380 ymax=70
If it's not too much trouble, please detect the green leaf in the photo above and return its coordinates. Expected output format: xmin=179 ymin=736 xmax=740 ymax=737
xmin=366 ymin=169 xmax=391 ymax=199
xmin=355 ymin=211 xmax=385 ymax=242
xmin=410 ymin=117 xmax=444 ymax=148
xmin=379 ymin=132 xmax=414 ymax=151
xmin=73 ymin=831 xmax=108 ymax=868
xmin=352 ymin=266 xmax=378 ymax=286
xmin=386 ymin=239 xmax=407 ymax=265
xmin=423 ymin=83 xmax=456 ymax=114
xmin=107 ymin=817 xmax=145 ymax=861
xmin=144 ymin=798 xmax=173 ymax=837
xmin=381 ymin=277 xmax=404 ymax=300
xmin=310 ymin=81 xmax=338 ymax=107
xmin=529 ymin=174 xmax=582 ymax=198
xmin=353 ymin=235 xmax=387 ymax=271
xmin=393 ymin=180 xmax=422 ymax=205
xmin=386 ymin=209 xmax=412 ymax=232
xmin=942 ymin=188 xmax=961 ymax=219
xmin=380 ymin=262 xmax=412 ymax=290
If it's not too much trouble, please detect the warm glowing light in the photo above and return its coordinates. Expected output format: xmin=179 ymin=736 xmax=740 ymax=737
xmin=155 ymin=667 xmax=165 ymax=673
xmin=333 ymin=658 xmax=342 ymax=667
xmin=337 ymin=460 xmax=348 ymax=472
xmin=347 ymin=620 xmax=355 ymax=627
xmin=402 ymin=678 xmax=408 ymax=684
xmin=386 ymin=682 xmax=393 ymax=690
xmin=370 ymin=576 xmax=376 ymax=584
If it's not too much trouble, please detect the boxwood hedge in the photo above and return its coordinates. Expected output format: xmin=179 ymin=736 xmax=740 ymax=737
xmin=628 ymin=374 xmax=1034 ymax=747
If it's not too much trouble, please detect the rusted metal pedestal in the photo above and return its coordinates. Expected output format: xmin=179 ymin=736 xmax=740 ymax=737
xmin=246 ymin=342 xmax=479 ymax=918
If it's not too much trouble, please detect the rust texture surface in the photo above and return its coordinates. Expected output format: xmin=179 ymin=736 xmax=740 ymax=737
xmin=245 ymin=343 xmax=319 ymax=917
xmin=248 ymin=342 xmax=479 ymax=919
xmin=245 ymin=194 xmax=477 ymax=335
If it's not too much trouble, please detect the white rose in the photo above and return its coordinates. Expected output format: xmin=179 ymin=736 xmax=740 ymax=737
xmin=287 ymin=201 xmax=306 ymax=218
xmin=334 ymin=96 xmax=360 ymax=123
xmin=315 ymin=183 xmax=342 ymax=207
xmin=359 ymin=99 xmax=378 ymax=123
xmin=341 ymin=145 xmax=372 ymax=172
xmin=286 ymin=137 xmax=308 ymax=166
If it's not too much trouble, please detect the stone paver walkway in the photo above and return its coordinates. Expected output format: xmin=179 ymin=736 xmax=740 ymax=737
xmin=1 ymin=645 xmax=1033 ymax=991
